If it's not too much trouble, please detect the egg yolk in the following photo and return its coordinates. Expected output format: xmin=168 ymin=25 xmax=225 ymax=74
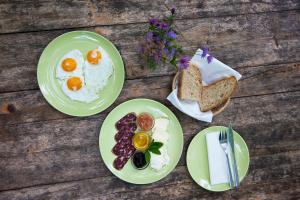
xmin=62 ymin=58 xmax=77 ymax=72
xmin=87 ymin=49 xmax=102 ymax=64
xmin=67 ymin=77 xmax=82 ymax=91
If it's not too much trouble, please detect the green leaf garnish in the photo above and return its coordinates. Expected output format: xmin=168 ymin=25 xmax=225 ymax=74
xmin=150 ymin=141 xmax=163 ymax=149
xmin=145 ymin=151 xmax=151 ymax=163
xmin=147 ymin=140 xmax=163 ymax=155
xmin=149 ymin=148 xmax=161 ymax=155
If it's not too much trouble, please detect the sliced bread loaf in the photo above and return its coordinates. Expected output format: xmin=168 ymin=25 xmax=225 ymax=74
xmin=178 ymin=63 xmax=202 ymax=101
xmin=198 ymin=76 xmax=237 ymax=112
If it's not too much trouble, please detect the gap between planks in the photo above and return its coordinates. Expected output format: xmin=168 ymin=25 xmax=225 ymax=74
xmin=0 ymin=60 xmax=299 ymax=95
xmin=2 ymin=90 xmax=299 ymax=127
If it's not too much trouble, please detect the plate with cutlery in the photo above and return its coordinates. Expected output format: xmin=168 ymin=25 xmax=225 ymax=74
xmin=186 ymin=126 xmax=250 ymax=191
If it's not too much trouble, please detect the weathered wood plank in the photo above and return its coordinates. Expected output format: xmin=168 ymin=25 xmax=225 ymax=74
xmin=1 ymin=62 xmax=299 ymax=126
xmin=237 ymin=63 xmax=300 ymax=97
xmin=0 ymin=11 xmax=299 ymax=92
xmin=0 ymin=91 xmax=299 ymax=191
xmin=0 ymin=0 xmax=299 ymax=34
xmin=0 ymin=162 xmax=299 ymax=200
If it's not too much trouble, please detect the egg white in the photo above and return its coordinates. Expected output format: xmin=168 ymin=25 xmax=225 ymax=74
xmin=84 ymin=46 xmax=114 ymax=93
xmin=56 ymin=49 xmax=84 ymax=80
xmin=61 ymin=76 xmax=98 ymax=103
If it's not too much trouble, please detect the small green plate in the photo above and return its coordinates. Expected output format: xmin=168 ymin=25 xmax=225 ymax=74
xmin=186 ymin=126 xmax=250 ymax=192
xmin=37 ymin=31 xmax=124 ymax=116
xmin=99 ymin=99 xmax=183 ymax=184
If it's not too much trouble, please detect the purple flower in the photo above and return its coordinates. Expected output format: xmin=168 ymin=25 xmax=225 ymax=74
xmin=153 ymin=35 xmax=160 ymax=42
xmin=201 ymin=47 xmax=209 ymax=58
xmin=170 ymin=48 xmax=175 ymax=58
xmin=163 ymin=38 xmax=167 ymax=44
xmin=163 ymin=47 xmax=168 ymax=55
xmin=149 ymin=17 xmax=158 ymax=25
xmin=160 ymin=23 xmax=168 ymax=30
xmin=154 ymin=52 xmax=162 ymax=63
xmin=207 ymin=55 xmax=214 ymax=63
xmin=171 ymin=6 xmax=176 ymax=15
xmin=178 ymin=56 xmax=190 ymax=70
xmin=146 ymin=32 xmax=153 ymax=41
xmin=167 ymin=31 xmax=177 ymax=39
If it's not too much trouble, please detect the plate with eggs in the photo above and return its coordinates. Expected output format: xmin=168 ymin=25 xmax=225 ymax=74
xmin=99 ymin=98 xmax=183 ymax=184
xmin=37 ymin=31 xmax=124 ymax=116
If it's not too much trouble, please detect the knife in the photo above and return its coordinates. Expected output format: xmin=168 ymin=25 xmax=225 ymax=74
xmin=228 ymin=123 xmax=240 ymax=188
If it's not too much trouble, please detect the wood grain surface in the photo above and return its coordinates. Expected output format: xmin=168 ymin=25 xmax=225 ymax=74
xmin=1 ymin=0 xmax=299 ymax=33
xmin=0 ymin=0 xmax=299 ymax=199
xmin=1 ymin=10 xmax=299 ymax=92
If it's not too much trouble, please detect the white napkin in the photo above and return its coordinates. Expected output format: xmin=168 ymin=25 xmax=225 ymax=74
xmin=206 ymin=132 xmax=229 ymax=185
xmin=167 ymin=48 xmax=242 ymax=122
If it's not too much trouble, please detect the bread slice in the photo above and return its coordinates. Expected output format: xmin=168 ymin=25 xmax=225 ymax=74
xmin=198 ymin=76 xmax=237 ymax=112
xmin=178 ymin=63 xmax=202 ymax=101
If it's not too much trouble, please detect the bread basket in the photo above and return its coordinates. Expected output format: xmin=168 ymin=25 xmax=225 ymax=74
xmin=172 ymin=72 xmax=230 ymax=116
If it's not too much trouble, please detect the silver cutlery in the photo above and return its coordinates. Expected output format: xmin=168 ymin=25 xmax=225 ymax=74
xmin=228 ymin=124 xmax=240 ymax=188
xmin=219 ymin=130 xmax=234 ymax=189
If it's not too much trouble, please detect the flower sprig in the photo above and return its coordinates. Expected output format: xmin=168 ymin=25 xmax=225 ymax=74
xmin=139 ymin=7 xmax=189 ymax=70
xmin=201 ymin=47 xmax=214 ymax=63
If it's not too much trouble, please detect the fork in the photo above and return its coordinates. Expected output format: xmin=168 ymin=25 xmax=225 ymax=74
xmin=219 ymin=130 xmax=234 ymax=189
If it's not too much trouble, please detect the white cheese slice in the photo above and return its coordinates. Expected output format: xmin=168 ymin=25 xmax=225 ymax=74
xmin=152 ymin=130 xmax=169 ymax=143
xmin=150 ymin=147 xmax=170 ymax=170
xmin=153 ymin=118 xmax=169 ymax=132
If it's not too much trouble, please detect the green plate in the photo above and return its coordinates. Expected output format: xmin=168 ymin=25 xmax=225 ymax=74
xmin=37 ymin=31 xmax=124 ymax=116
xmin=99 ymin=99 xmax=183 ymax=184
xmin=186 ymin=126 xmax=250 ymax=192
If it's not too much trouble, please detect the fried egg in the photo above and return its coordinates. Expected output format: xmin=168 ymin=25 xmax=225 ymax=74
xmin=84 ymin=46 xmax=114 ymax=92
xmin=61 ymin=76 xmax=98 ymax=103
xmin=56 ymin=50 xmax=84 ymax=80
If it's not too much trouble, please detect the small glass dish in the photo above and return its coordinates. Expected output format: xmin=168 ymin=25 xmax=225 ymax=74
xmin=137 ymin=112 xmax=155 ymax=131
xmin=131 ymin=151 xmax=150 ymax=170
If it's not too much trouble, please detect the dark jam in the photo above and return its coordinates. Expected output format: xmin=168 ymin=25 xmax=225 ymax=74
xmin=132 ymin=152 xmax=148 ymax=169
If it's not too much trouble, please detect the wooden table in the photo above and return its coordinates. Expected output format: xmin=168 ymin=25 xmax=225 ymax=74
xmin=0 ymin=1 xmax=299 ymax=199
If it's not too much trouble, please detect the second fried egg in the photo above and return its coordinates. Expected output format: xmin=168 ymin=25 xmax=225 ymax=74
xmin=84 ymin=46 xmax=114 ymax=93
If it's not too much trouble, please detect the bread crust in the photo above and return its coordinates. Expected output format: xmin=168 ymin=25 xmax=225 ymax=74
xmin=178 ymin=71 xmax=184 ymax=99
xmin=177 ymin=62 xmax=202 ymax=100
xmin=199 ymin=76 xmax=237 ymax=112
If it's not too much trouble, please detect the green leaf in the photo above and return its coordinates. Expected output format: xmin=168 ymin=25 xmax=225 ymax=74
xmin=170 ymin=55 xmax=177 ymax=65
xmin=145 ymin=151 xmax=151 ymax=163
xmin=149 ymin=148 xmax=161 ymax=155
xmin=147 ymin=57 xmax=156 ymax=70
xmin=170 ymin=62 xmax=177 ymax=69
xmin=150 ymin=141 xmax=163 ymax=149
xmin=149 ymin=26 xmax=156 ymax=31
xmin=166 ymin=37 xmax=174 ymax=42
